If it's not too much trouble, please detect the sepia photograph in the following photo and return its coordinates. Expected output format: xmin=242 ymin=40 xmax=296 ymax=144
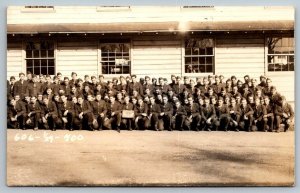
xmin=6 ymin=5 xmax=295 ymax=186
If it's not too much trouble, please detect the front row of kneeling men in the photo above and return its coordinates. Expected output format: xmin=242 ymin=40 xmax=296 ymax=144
xmin=8 ymin=92 xmax=294 ymax=132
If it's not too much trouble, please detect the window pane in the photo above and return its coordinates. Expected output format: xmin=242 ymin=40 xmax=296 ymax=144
xmin=41 ymin=66 xmax=48 ymax=75
xmin=48 ymin=50 xmax=54 ymax=57
xmin=48 ymin=67 xmax=55 ymax=75
xmin=288 ymin=63 xmax=294 ymax=71
xmin=34 ymin=60 xmax=41 ymax=75
xmin=206 ymin=65 xmax=213 ymax=72
xmin=41 ymin=50 xmax=47 ymax=58
xmin=185 ymin=38 xmax=214 ymax=73
xmin=206 ymin=57 xmax=213 ymax=64
xmin=101 ymin=42 xmax=131 ymax=74
xmin=26 ymin=50 xmax=33 ymax=58
xmin=206 ymin=47 xmax=213 ymax=55
xmin=34 ymin=50 xmax=40 ymax=58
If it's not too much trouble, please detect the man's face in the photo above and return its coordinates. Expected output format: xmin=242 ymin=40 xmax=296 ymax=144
xmin=64 ymin=79 xmax=69 ymax=84
xmin=14 ymin=95 xmax=20 ymax=101
xmin=231 ymin=99 xmax=236 ymax=106
xmin=54 ymin=96 xmax=59 ymax=102
xmin=109 ymin=97 xmax=115 ymax=103
xmin=204 ymin=99 xmax=210 ymax=106
xmin=78 ymin=98 xmax=83 ymax=104
xmin=72 ymin=97 xmax=77 ymax=104
xmin=218 ymin=99 xmax=223 ymax=106
xmin=43 ymin=98 xmax=49 ymax=104
xmin=175 ymin=102 xmax=180 ymax=108
xmin=264 ymin=98 xmax=270 ymax=104
xmin=242 ymin=99 xmax=247 ymax=106
xmin=159 ymin=79 xmax=164 ymax=85
xmin=57 ymin=74 xmax=62 ymax=80
xmin=124 ymin=97 xmax=130 ymax=103
xmin=87 ymin=95 xmax=93 ymax=101
xmin=163 ymin=97 xmax=168 ymax=104
xmin=138 ymin=99 xmax=143 ymax=105
xmin=61 ymin=96 xmax=67 ymax=102
xmin=188 ymin=98 xmax=193 ymax=105
xmin=117 ymin=93 xmax=122 ymax=100
xmin=27 ymin=74 xmax=32 ymax=80
xmin=85 ymin=76 xmax=89 ymax=81
xmin=255 ymin=99 xmax=260 ymax=106
xmin=211 ymin=98 xmax=216 ymax=104
xmin=71 ymin=87 xmax=76 ymax=92
xmin=31 ymin=97 xmax=37 ymax=103
xmin=248 ymin=97 xmax=254 ymax=103
xmin=132 ymin=77 xmax=136 ymax=82
xmin=150 ymin=98 xmax=155 ymax=104
xmin=215 ymin=77 xmax=220 ymax=84
xmin=10 ymin=79 xmax=16 ymax=84
xmin=92 ymin=78 xmax=97 ymax=84
xmin=46 ymin=89 xmax=52 ymax=95
xmin=96 ymin=95 xmax=101 ymax=101
xmin=38 ymin=95 xmax=43 ymax=101
xmin=19 ymin=74 xmax=25 ymax=81
xmin=10 ymin=99 xmax=16 ymax=106
xmin=72 ymin=74 xmax=77 ymax=80
xmin=25 ymin=96 xmax=30 ymax=103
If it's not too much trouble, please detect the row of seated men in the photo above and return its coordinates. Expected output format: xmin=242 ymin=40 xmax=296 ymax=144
xmin=7 ymin=72 xmax=294 ymax=132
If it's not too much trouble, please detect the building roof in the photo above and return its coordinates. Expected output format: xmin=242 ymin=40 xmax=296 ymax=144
xmin=7 ymin=6 xmax=294 ymax=33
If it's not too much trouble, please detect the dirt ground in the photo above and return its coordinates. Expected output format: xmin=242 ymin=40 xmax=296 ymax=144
xmin=6 ymin=129 xmax=294 ymax=186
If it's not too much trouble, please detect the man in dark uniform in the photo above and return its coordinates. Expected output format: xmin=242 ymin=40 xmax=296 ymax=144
xmin=13 ymin=72 xmax=28 ymax=100
xmin=201 ymin=97 xmax=217 ymax=131
xmin=60 ymin=77 xmax=71 ymax=97
xmin=148 ymin=95 xmax=161 ymax=131
xmin=59 ymin=95 xmax=76 ymax=131
xmin=91 ymin=92 xmax=107 ymax=130
xmin=239 ymin=98 xmax=254 ymax=132
xmin=173 ymin=76 xmax=186 ymax=95
xmin=121 ymin=95 xmax=134 ymax=130
xmin=172 ymin=100 xmax=187 ymax=131
xmin=134 ymin=97 xmax=149 ymax=130
xmin=7 ymin=98 xmax=26 ymax=129
xmin=274 ymin=96 xmax=294 ymax=132
xmin=185 ymin=95 xmax=201 ymax=131
xmin=159 ymin=95 xmax=173 ymax=131
xmin=129 ymin=75 xmax=143 ymax=96
xmin=27 ymin=74 xmax=42 ymax=97
xmin=228 ymin=97 xmax=241 ymax=131
xmin=107 ymin=95 xmax=122 ymax=132
xmin=74 ymin=95 xmax=94 ymax=131
xmin=41 ymin=96 xmax=62 ymax=131
xmin=69 ymin=72 xmax=78 ymax=87
xmin=26 ymin=96 xmax=42 ymax=130
xmin=252 ymin=97 xmax=267 ymax=132
xmin=263 ymin=96 xmax=274 ymax=132
xmin=215 ymin=97 xmax=230 ymax=131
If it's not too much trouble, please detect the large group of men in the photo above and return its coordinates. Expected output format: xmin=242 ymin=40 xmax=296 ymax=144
xmin=7 ymin=71 xmax=294 ymax=133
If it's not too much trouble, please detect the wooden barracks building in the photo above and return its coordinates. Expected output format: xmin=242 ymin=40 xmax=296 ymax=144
xmin=7 ymin=6 xmax=295 ymax=102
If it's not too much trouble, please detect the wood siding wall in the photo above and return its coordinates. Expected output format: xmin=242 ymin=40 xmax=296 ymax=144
xmin=56 ymin=41 xmax=98 ymax=78
xmin=7 ymin=41 xmax=23 ymax=79
xmin=215 ymin=37 xmax=265 ymax=80
xmin=131 ymin=37 xmax=182 ymax=79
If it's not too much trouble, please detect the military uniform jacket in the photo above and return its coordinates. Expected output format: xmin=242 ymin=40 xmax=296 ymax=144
xmin=123 ymin=102 xmax=134 ymax=111
xmin=75 ymin=101 xmax=92 ymax=116
xmin=28 ymin=102 xmax=42 ymax=114
xmin=274 ymin=103 xmax=294 ymax=119
xmin=58 ymin=101 xmax=75 ymax=117
xmin=41 ymin=101 xmax=58 ymax=117
xmin=253 ymin=104 xmax=266 ymax=119
xmin=8 ymin=101 xmax=26 ymax=118
xmin=148 ymin=103 xmax=161 ymax=115
xmin=13 ymin=80 xmax=28 ymax=98
xmin=93 ymin=100 xmax=108 ymax=115
xmin=185 ymin=103 xmax=200 ymax=117
xmin=173 ymin=105 xmax=187 ymax=116
xmin=240 ymin=104 xmax=254 ymax=117
xmin=263 ymin=104 xmax=274 ymax=117
xmin=202 ymin=104 xmax=216 ymax=120
xmin=129 ymin=82 xmax=143 ymax=96
xmin=215 ymin=105 xmax=229 ymax=117
xmin=135 ymin=103 xmax=149 ymax=116
xmin=228 ymin=105 xmax=241 ymax=116
xmin=27 ymin=81 xmax=42 ymax=97
xmin=107 ymin=101 xmax=122 ymax=115
xmin=173 ymin=84 xmax=186 ymax=95
xmin=59 ymin=84 xmax=71 ymax=96
xmin=160 ymin=102 xmax=173 ymax=116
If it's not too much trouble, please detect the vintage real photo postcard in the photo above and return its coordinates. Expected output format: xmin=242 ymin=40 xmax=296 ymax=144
xmin=6 ymin=6 xmax=295 ymax=186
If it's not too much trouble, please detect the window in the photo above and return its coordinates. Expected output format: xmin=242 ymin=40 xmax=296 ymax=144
xmin=267 ymin=37 xmax=294 ymax=72
xmin=100 ymin=42 xmax=131 ymax=74
xmin=25 ymin=41 xmax=55 ymax=75
xmin=184 ymin=38 xmax=214 ymax=73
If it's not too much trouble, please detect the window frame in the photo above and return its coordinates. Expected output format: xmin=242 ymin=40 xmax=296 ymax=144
xmin=265 ymin=36 xmax=294 ymax=73
xmin=182 ymin=37 xmax=215 ymax=76
xmin=98 ymin=40 xmax=132 ymax=76
xmin=23 ymin=40 xmax=56 ymax=75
